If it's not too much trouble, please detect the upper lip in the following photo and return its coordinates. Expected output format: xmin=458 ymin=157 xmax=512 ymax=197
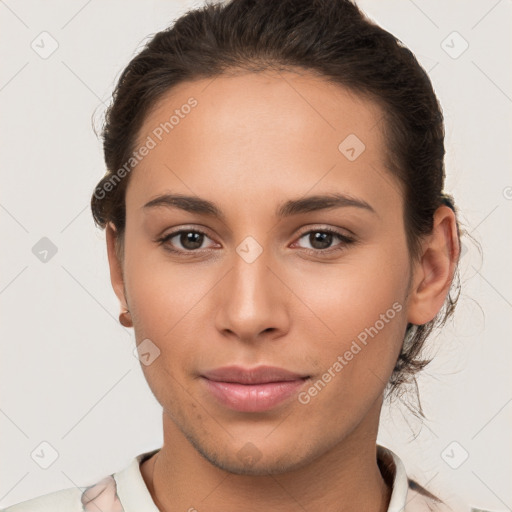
xmin=201 ymin=365 xmax=309 ymax=384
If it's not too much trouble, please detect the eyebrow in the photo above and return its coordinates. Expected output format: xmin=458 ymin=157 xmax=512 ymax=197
xmin=143 ymin=192 xmax=376 ymax=220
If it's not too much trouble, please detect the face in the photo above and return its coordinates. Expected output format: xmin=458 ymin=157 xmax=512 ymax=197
xmin=110 ymin=70 xmax=418 ymax=475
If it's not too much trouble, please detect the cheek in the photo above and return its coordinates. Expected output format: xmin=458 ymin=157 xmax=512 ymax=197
xmin=123 ymin=251 xmax=209 ymax=410
xmin=122 ymin=241 xmax=225 ymax=383
xmin=289 ymin=267 xmax=408 ymax=428
xmin=286 ymin=247 xmax=410 ymax=382
xmin=124 ymin=238 xmax=208 ymax=330
xmin=292 ymin=245 xmax=408 ymax=330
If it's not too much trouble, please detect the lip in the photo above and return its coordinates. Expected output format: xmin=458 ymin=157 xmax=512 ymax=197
xmin=200 ymin=365 xmax=310 ymax=413
xmin=201 ymin=365 xmax=308 ymax=384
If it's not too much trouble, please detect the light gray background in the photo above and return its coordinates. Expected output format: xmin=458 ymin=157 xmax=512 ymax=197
xmin=1 ymin=0 xmax=511 ymax=510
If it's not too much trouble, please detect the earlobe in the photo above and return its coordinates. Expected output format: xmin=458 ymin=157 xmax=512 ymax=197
xmin=106 ymin=222 xmax=128 ymax=310
xmin=407 ymin=206 xmax=459 ymax=326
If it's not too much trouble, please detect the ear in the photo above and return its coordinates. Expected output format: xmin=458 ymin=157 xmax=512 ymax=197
xmin=106 ymin=222 xmax=128 ymax=310
xmin=407 ymin=205 xmax=460 ymax=325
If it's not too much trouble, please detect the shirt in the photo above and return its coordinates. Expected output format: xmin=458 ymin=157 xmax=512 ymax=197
xmin=0 ymin=445 xmax=464 ymax=511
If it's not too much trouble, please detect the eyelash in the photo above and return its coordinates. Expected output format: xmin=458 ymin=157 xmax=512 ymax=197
xmin=157 ymin=226 xmax=356 ymax=257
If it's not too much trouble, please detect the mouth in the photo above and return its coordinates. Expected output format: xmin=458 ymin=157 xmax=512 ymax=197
xmin=200 ymin=365 xmax=310 ymax=413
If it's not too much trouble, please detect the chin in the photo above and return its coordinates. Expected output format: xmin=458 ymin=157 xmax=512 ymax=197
xmin=185 ymin=428 xmax=323 ymax=476
xmin=200 ymin=447 xmax=313 ymax=476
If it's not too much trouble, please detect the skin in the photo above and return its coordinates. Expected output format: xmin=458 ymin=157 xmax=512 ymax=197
xmin=105 ymin=70 xmax=459 ymax=512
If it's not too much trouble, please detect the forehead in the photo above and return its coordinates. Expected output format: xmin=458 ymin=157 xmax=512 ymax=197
xmin=128 ymin=70 xmax=398 ymax=212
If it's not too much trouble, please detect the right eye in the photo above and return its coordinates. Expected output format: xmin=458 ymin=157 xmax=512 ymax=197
xmin=157 ymin=229 xmax=218 ymax=254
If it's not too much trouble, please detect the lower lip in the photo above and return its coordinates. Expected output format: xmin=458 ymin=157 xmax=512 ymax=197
xmin=201 ymin=377 xmax=308 ymax=412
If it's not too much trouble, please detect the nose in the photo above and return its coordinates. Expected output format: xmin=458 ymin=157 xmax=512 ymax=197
xmin=214 ymin=243 xmax=290 ymax=343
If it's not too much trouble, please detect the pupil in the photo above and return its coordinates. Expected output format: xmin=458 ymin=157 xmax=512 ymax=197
xmin=311 ymin=232 xmax=332 ymax=250
xmin=181 ymin=232 xmax=203 ymax=250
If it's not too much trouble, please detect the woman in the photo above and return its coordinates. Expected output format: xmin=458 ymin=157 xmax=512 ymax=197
xmin=2 ymin=0 xmax=466 ymax=510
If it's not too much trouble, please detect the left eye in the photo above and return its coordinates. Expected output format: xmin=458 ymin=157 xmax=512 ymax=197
xmin=295 ymin=229 xmax=354 ymax=252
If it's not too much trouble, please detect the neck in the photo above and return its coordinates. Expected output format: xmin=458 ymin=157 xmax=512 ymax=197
xmin=141 ymin=401 xmax=392 ymax=512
